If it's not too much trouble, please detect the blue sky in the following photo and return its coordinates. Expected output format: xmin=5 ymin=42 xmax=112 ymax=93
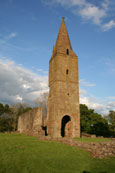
xmin=0 ymin=0 xmax=115 ymax=114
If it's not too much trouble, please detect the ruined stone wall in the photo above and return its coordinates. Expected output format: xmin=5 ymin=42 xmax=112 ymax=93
xmin=39 ymin=136 xmax=115 ymax=158
xmin=18 ymin=107 xmax=44 ymax=136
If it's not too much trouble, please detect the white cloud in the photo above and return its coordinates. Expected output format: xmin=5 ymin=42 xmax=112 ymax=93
xmin=16 ymin=95 xmax=23 ymax=101
xmin=37 ymin=68 xmax=48 ymax=74
xmin=0 ymin=58 xmax=114 ymax=114
xmin=23 ymin=84 xmax=31 ymax=89
xmin=80 ymin=96 xmax=106 ymax=114
xmin=42 ymin=0 xmax=115 ymax=31
xmin=102 ymin=0 xmax=110 ymax=9
xmin=79 ymin=88 xmax=87 ymax=95
xmin=0 ymin=58 xmax=48 ymax=105
xmin=56 ymin=0 xmax=85 ymax=6
xmin=103 ymin=20 xmax=115 ymax=31
xmin=42 ymin=0 xmax=87 ymax=7
xmin=108 ymin=96 xmax=115 ymax=100
xmin=78 ymin=5 xmax=106 ymax=25
xmin=106 ymin=102 xmax=115 ymax=110
xmin=0 ymin=32 xmax=17 ymax=45
xmin=7 ymin=32 xmax=17 ymax=39
xmin=79 ymin=88 xmax=115 ymax=114
xmin=80 ymin=79 xmax=96 ymax=87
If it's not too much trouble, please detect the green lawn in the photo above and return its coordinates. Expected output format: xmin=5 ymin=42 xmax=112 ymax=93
xmin=75 ymin=137 xmax=111 ymax=143
xmin=0 ymin=134 xmax=115 ymax=173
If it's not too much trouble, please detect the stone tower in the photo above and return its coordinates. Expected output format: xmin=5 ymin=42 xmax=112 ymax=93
xmin=47 ymin=17 xmax=80 ymax=138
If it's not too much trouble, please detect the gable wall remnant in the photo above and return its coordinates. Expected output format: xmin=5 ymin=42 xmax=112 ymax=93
xmin=18 ymin=107 xmax=44 ymax=136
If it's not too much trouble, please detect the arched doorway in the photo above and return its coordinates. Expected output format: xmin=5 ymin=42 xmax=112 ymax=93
xmin=61 ymin=115 xmax=72 ymax=137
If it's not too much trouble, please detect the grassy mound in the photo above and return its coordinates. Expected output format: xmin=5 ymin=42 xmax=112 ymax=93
xmin=0 ymin=133 xmax=115 ymax=173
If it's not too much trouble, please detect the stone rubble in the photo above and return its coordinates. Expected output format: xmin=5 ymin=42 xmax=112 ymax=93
xmin=39 ymin=136 xmax=115 ymax=159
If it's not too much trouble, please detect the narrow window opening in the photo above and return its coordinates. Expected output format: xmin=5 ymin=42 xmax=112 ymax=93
xmin=66 ymin=49 xmax=69 ymax=55
xmin=66 ymin=69 xmax=69 ymax=75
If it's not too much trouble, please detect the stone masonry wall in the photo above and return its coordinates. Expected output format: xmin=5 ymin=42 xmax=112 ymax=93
xmin=18 ymin=107 xmax=44 ymax=136
xmin=47 ymin=18 xmax=80 ymax=138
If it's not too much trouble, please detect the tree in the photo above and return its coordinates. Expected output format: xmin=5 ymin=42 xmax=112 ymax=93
xmin=4 ymin=104 xmax=11 ymax=113
xmin=108 ymin=111 xmax=115 ymax=130
xmin=80 ymin=104 xmax=110 ymax=137
xmin=0 ymin=103 xmax=14 ymax=132
xmin=11 ymin=103 xmax=32 ymax=130
xmin=0 ymin=103 xmax=4 ymax=116
xmin=0 ymin=117 xmax=14 ymax=132
xmin=34 ymin=92 xmax=48 ymax=116
xmin=0 ymin=102 xmax=32 ymax=132
xmin=80 ymin=104 xmax=95 ymax=133
xmin=105 ymin=110 xmax=115 ymax=137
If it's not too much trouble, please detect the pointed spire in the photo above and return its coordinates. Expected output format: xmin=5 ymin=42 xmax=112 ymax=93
xmin=55 ymin=17 xmax=72 ymax=53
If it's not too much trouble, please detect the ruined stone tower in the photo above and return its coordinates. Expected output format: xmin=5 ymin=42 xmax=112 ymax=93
xmin=47 ymin=17 xmax=80 ymax=138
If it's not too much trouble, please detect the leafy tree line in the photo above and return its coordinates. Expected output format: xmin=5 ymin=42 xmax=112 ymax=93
xmin=0 ymin=103 xmax=32 ymax=132
xmin=80 ymin=104 xmax=115 ymax=137
xmin=0 ymin=102 xmax=115 ymax=137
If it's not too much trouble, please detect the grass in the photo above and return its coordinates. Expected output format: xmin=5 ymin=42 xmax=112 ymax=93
xmin=0 ymin=134 xmax=114 ymax=173
xmin=75 ymin=137 xmax=111 ymax=143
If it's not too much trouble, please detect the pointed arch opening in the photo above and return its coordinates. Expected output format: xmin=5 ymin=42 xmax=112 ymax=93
xmin=61 ymin=115 xmax=72 ymax=137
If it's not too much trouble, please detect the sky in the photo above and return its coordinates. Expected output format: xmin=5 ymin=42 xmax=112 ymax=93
xmin=0 ymin=0 xmax=115 ymax=115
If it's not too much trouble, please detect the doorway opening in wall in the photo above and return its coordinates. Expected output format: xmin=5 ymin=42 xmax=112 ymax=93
xmin=61 ymin=115 xmax=71 ymax=137
xmin=42 ymin=126 xmax=48 ymax=136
